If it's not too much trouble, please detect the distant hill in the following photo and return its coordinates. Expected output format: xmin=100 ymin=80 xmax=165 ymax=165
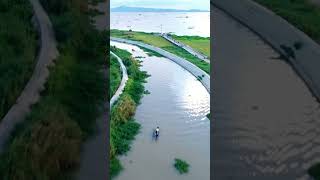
xmin=111 ymin=6 xmax=209 ymax=12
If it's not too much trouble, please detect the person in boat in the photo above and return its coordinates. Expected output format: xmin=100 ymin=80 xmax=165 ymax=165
xmin=155 ymin=126 xmax=160 ymax=137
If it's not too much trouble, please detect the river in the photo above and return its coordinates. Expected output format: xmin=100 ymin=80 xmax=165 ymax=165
xmin=212 ymin=8 xmax=320 ymax=180
xmin=111 ymin=41 xmax=210 ymax=180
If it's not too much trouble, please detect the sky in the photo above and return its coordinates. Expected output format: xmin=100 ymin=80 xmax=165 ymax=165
xmin=110 ymin=0 xmax=210 ymax=11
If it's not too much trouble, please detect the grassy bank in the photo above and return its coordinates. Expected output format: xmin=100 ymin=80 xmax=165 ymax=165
xmin=0 ymin=0 xmax=38 ymax=120
xmin=0 ymin=0 xmax=106 ymax=179
xmin=170 ymin=35 xmax=210 ymax=58
xmin=254 ymin=0 xmax=320 ymax=43
xmin=111 ymin=29 xmax=210 ymax=74
xmin=110 ymin=46 xmax=149 ymax=178
xmin=110 ymin=55 xmax=122 ymax=99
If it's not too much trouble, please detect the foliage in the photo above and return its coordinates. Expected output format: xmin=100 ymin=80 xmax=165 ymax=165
xmin=109 ymin=47 xmax=148 ymax=178
xmin=0 ymin=0 xmax=37 ymax=120
xmin=170 ymin=34 xmax=210 ymax=57
xmin=0 ymin=0 xmax=106 ymax=179
xmin=174 ymin=158 xmax=190 ymax=174
xmin=254 ymin=0 xmax=320 ymax=42
xmin=110 ymin=55 xmax=122 ymax=99
xmin=309 ymin=163 xmax=320 ymax=180
xmin=111 ymin=29 xmax=210 ymax=73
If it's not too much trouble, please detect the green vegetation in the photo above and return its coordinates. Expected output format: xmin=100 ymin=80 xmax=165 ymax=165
xmin=170 ymin=34 xmax=210 ymax=57
xmin=0 ymin=0 xmax=106 ymax=179
xmin=111 ymin=29 xmax=210 ymax=74
xmin=309 ymin=163 xmax=320 ymax=180
xmin=0 ymin=0 xmax=38 ymax=120
xmin=254 ymin=0 xmax=320 ymax=42
xmin=110 ymin=55 xmax=122 ymax=99
xmin=206 ymin=113 xmax=211 ymax=120
xmin=174 ymin=158 xmax=190 ymax=174
xmin=139 ymin=46 xmax=163 ymax=57
xmin=110 ymin=46 xmax=149 ymax=178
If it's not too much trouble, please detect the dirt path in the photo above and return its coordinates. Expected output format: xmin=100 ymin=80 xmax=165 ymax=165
xmin=0 ymin=0 xmax=58 ymax=152
xmin=110 ymin=51 xmax=128 ymax=108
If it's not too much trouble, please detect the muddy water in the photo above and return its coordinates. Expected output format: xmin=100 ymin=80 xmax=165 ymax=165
xmin=111 ymin=41 xmax=210 ymax=180
xmin=212 ymin=8 xmax=320 ymax=180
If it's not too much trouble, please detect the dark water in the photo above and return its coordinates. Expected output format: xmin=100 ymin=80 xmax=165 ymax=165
xmin=111 ymin=41 xmax=210 ymax=180
xmin=213 ymin=8 xmax=320 ymax=180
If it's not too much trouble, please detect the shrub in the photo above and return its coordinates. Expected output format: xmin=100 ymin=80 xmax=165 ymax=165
xmin=111 ymin=94 xmax=136 ymax=124
xmin=174 ymin=158 xmax=190 ymax=174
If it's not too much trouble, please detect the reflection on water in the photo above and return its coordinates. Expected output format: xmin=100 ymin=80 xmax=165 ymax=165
xmin=111 ymin=12 xmax=210 ymax=37
xmin=111 ymin=41 xmax=210 ymax=180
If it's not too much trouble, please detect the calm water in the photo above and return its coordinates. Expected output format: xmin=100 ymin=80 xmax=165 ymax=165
xmin=213 ymin=8 xmax=320 ymax=180
xmin=111 ymin=41 xmax=210 ymax=180
xmin=111 ymin=12 xmax=210 ymax=37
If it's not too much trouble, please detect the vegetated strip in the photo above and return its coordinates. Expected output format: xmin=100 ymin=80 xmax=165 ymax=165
xmin=254 ymin=0 xmax=320 ymax=43
xmin=110 ymin=54 xmax=122 ymax=99
xmin=0 ymin=0 xmax=38 ymax=120
xmin=111 ymin=29 xmax=210 ymax=73
xmin=110 ymin=46 xmax=150 ymax=178
xmin=169 ymin=34 xmax=210 ymax=58
xmin=110 ymin=51 xmax=129 ymax=108
xmin=0 ymin=0 xmax=106 ymax=179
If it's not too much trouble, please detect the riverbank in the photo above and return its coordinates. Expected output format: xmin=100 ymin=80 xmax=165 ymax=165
xmin=110 ymin=55 xmax=122 ymax=99
xmin=111 ymin=29 xmax=210 ymax=74
xmin=111 ymin=37 xmax=210 ymax=93
xmin=110 ymin=46 xmax=149 ymax=178
xmin=0 ymin=0 xmax=38 ymax=120
xmin=213 ymin=7 xmax=320 ymax=179
xmin=165 ymin=34 xmax=210 ymax=58
xmin=111 ymin=41 xmax=210 ymax=180
xmin=0 ymin=0 xmax=106 ymax=179
xmin=254 ymin=0 xmax=320 ymax=43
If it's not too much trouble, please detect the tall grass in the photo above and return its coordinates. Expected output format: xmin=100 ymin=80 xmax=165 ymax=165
xmin=109 ymin=46 xmax=149 ymax=178
xmin=0 ymin=0 xmax=106 ymax=179
xmin=0 ymin=0 xmax=38 ymax=120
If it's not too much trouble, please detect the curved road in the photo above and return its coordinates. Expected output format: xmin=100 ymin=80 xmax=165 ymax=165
xmin=213 ymin=8 xmax=320 ymax=180
xmin=0 ymin=0 xmax=58 ymax=152
xmin=110 ymin=51 xmax=129 ymax=108
xmin=111 ymin=37 xmax=210 ymax=93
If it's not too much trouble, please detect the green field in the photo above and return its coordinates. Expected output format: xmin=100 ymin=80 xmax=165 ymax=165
xmin=170 ymin=35 xmax=210 ymax=58
xmin=254 ymin=0 xmax=320 ymax=43
xmin=0 ymin=0 xmax=38 ymax=120
xmin=0 ymin=0 xmax=106 ymax=179
xmin=110 ymin=46 xmax=149 ymax=178
xmin=111 ymin=29 xmax=210 ymax=74
xmin=110 ymin=55 xmax=122 ymax=99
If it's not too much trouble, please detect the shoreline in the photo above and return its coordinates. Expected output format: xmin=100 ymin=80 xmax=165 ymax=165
xmin=110 ymin=37 xmax=210 ymax=93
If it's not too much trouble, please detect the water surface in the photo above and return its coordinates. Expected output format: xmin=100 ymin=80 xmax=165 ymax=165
xmin=111 ymin=12 xmax=210 ymax=37
xmin=111 ymin=41 xmax=210 ymax=180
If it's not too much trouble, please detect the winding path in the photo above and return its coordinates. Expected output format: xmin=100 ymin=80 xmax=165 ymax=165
xmin=0 ymin=0 xmax=58 ymax=152
xmin=161 ymin=33 xmax=210 ymax=63
xmin=110 ymin=51 xmax=129 ymax=108
xmin=110 ymin=37 xmax=210 ymax=93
